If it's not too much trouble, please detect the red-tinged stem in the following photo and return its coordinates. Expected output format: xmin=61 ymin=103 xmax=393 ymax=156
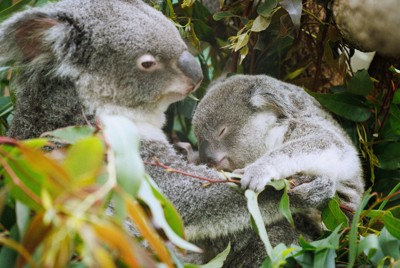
xmin=144 ymin=161 xmax=241 ymax=185
xmin=0 ymin=154 xmax=42 ymax=206
xmin=0 ymin=136 xmax=19 ymax=146
xmin=339 ymin=204 xmax=354 ymax=213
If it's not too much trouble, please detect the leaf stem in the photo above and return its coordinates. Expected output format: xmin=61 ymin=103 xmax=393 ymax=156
xmin=144 ymin=160 xmax=241 ymax=185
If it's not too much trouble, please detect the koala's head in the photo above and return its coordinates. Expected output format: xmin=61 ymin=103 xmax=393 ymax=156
xmin=192 ymin=75 xmax=287 ymax=171
xmin=0 ymin=0 xmax=202 ymax=116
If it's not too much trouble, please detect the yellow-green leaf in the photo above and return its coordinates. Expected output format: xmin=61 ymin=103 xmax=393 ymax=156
xmin=251 ymin=15 xmax=271 ymax=32
xmin=63 ymin=136 xmax=105 ymax=186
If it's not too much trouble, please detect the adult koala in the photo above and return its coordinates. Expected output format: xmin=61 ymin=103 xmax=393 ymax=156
xmin=0 ymin=0 xmax=334 ymax=266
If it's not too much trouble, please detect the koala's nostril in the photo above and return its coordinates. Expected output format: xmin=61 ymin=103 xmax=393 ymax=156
xmin=177 ymin=51 xmax=203 ymax=86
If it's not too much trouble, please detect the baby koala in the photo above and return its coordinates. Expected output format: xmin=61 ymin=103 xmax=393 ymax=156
xmin=192 ymin=74 xmax=364 ymax=211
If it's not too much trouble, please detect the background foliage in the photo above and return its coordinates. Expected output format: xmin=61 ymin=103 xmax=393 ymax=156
xmin=0 ymin=0 xmax=399 ymax=267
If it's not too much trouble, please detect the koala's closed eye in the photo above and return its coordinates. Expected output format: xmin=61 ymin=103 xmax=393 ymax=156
xmin=218 ymin=127 xmax=227 ymax=137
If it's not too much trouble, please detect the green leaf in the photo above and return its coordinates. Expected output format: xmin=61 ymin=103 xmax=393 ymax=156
xmin=0 ymin=96 xmax=12 ymax=117
xmin=278 ymin=181 xmax=294 ymax=227
xmin=294 ymin=226 xmax=341 ymax=268
xmin=279 ymin=0 xmax=302 ymax=30
xmin=146 ymin=175 xmax=185 ymax=239
xmin=307 ymin=92 xmax=371 ymax=122
xmin=21 ymin=138 xmax=49 ymax=149
xmin=322 ymin=198 xmax=348 ymax=231
xmin=234 ymin=33 xmax=250 ymax=52
xmin=138 ymin=180 xmax=201 ymax=253
xmin=0 ymin=0 xmax=31 ymax=21
xmin=266 ymin=179 xmax=286 ymax=191
xmin=378 ymin=227 xmax=400 ymax=260
xmin=375 ymin=143 xmax=400 ymax=170
xmin=101 ymin=115 xmax=144 ymax=197
xmin=16 ymin=201 xmax=29 ymax=239
xmin=63 ymin=136 xmax=104 ymax=185
xmin=251 ymin=15 xmax=272 ymax=32
xmin=245 ymin=189 xmax=273 ymax=255
xmin=0 ymin=225 xmax=19 ymax=268
xmin=347 ymin=70 xmax=374 ymax=96
xmin=358 ymin=234 xmax=380 ymax=259
xmin=378 ymin=182 xmax=400 ymax=210
xmin=284 ymin=66 xmax=307 ymax=80
xmin=383 ymin=213 xmax=400 ymax=240
xmin=198 ymin=243 xmax=230 ymax=268
xmin=348 ymin=193 xmax=372 ymax=268
xmin=268 ymin=243 xmax=298 ymax=267
xmin=314 ymin=249 xmax=336 ymax=268
xmin=393 ymin=89 xmax=400 ymax=104
xmin=181 ymin=0 xmax=194 ymax=8
xmin=310 ymin=225 xmax=341 ymax=250
xmin=257 ymin=0 xmax=278 ymax=17
xmin=42 ymin=126 xmax=95 ymax=144
xmin=213 ymin=11 xmax=235 ymax=21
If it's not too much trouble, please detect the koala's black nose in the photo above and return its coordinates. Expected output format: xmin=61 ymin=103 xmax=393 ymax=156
xmin=199 ymin=140 xmax=215 ymax=166
xmin=177 ymin=51 xmax=203 ymax=88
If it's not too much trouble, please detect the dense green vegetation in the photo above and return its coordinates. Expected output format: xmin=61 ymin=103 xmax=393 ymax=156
xmin=0 ymin=0 xmax=399 ymax=267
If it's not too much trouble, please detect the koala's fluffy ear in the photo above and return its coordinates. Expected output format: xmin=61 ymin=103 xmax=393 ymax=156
xmin=0 ymin=11 xmax=80 ymax=65
xmin=250 ymin=87 xmax=290 ymax=118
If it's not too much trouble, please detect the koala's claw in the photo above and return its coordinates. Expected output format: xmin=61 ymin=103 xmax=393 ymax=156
xmin=239 ymin=164 xmax=275 ymax=192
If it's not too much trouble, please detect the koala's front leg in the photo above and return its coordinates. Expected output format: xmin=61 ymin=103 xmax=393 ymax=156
xmin=238 ymin=133 xmax=349 ymax=192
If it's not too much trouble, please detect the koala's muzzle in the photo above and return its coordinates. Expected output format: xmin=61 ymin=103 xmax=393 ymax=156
xmin=199 ymin=140 xmax=216 ymax=167
xmin=177 ymin=51 xmax=203 ymax=91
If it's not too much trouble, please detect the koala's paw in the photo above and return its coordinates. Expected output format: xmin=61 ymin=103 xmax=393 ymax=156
xmin=288 ymin=175 xmax=335 ymax=209
xmin=239 ymin=164 xmax=278 ymax=192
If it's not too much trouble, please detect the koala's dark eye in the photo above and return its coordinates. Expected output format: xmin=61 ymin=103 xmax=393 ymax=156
xmin=218 ymin=127 xmax=227 ymax=137
xmin=141 ymin=61 xmax=155 ymax=69
xmin=137 ymin=54 xmax=158 ymax=71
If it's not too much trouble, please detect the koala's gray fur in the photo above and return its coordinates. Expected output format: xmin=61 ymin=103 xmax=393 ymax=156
xmin=193 ymin=74 xmax=364 ymax=212
xmin=1 ymin=1 xmax=335 ymax=266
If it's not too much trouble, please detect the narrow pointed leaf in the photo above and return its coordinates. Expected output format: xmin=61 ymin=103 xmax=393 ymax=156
xmin=245 ymin=189 xmax=273 ymax=255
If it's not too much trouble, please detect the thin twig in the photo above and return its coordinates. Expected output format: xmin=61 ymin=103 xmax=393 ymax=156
xmin=144 ymin=160 xmax=241 ymax=185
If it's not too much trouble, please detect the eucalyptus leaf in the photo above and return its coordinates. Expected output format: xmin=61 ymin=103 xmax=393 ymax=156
xmin=0 ymin=0 xmax=31 ymax=21
xmin=358 ymin=234 xmax=380 ymax=259
xmin=314 ymin=249 xmax=336 ymax=268
xmin=257 ymin=0 xmax=278 ymax=17
xmin=279 ymin=0 xmax=302 ymax=31
xmin=0 ymin=225 xmax=18 ymax=268
xmin=307 ymin=92 xmax=371 ymax=122
xmin=251 ymin=15 xmax=272 ymax=32
xmin=393 ymin=90 xmax=400 ymax=104
xmin=376 ymin=142 xmax=400 ymax=170
xmin=42 ymin=126 xmax=95 ymax=144
xmin=101 ymin=115 xmax=144 ymax=197
xmin=321 ymin=198 xmax=348 ymax=231
xmin=16 ymin=201 xmax=29 ymax=239
xmin=199 ymin=243 xmax=230 ymax=268
xmin=63 ymin=137 xmax=104 ymax=185
xmin=145 ymin=175 xmax=185 ymax=239
xmin=278 ymin=181 xmax=294 ymax=227
xmin=138 ymin=180 xmax=201 ymax=253
xmin=245 ymin=189 xmax=273 ymax=255
xmin=348 ymin=193 xmax=372 ymax=268
xmin=213 ymin=11 xmax=235 ymax=21
xmin=346 ymin=69 xmax=374 ymax=96
xmin=379 ymin=227 xmax=400 ymax=260
xmin=234 ymin=33 xmax=250 ymax=52
xmin=383 ymin=213 xmax=400 ymax=240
